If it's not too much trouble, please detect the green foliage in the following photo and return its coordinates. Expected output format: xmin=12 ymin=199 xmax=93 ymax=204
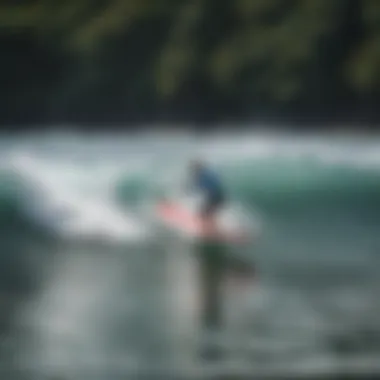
xmin=345 ymin=0 xmax=380 ymax=92
xmin=0 ymin=0 xmax=379 ymax=123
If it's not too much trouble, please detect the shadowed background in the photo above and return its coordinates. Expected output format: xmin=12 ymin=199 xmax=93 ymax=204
xmin=0 ymin=0 xmax=379 ymax=128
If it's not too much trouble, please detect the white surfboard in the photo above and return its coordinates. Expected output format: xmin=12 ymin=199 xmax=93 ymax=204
xmin=154 ymin=194 xmax=261 ymax=244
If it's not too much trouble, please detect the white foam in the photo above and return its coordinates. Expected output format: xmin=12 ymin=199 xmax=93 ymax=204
xmin=8 ymin=151 xmax=149 ymax=243
xmin=195 ymin=134 xmax=380 ymax=170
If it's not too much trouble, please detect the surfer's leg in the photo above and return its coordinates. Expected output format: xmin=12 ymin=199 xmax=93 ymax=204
xmin=200 ymin=193 xmax=223 ymax=234
xmin=199 ymin=196 xmax=213 ymax=233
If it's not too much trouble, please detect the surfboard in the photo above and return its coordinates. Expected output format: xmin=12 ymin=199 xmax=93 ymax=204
xmin=155 ymin=200 xmax=254 ymax=244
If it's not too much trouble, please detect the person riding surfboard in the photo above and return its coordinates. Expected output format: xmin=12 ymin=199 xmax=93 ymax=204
xmin=187 ymin=159 xmax=226 ymax=236
xmin=157 ymin=158 xmax=254 ymax=243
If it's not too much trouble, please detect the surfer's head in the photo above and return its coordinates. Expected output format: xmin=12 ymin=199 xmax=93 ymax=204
xmin=189 ymin=159 xmax=204 ymax=175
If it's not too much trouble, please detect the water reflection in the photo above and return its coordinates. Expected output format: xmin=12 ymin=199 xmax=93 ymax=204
xmin=1 ymin=235 xmax=380 ymax=379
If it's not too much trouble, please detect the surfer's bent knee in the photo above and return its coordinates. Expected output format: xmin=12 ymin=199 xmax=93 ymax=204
xmin=201 ymin=192 xmax=225 ymax=219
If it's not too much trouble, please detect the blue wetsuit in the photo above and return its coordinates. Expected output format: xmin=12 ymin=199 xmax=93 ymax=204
xmin=193 ymin=168 xmax=225 ymax=216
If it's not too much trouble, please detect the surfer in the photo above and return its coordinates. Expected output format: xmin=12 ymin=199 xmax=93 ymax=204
xmin=188 ymin=159 xmax=226 ymax=235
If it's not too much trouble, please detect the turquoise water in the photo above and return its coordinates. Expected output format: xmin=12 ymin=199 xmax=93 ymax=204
xmin=1 ymin=131 xmax=380 ymax=379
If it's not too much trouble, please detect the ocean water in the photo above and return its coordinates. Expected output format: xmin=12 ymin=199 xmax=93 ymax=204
xmin=0 ymin=131 xmax=380 ymax=379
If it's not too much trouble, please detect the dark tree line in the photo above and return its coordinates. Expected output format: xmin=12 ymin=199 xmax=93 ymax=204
xmin=0 ymin=0 xmax=380 ymax=129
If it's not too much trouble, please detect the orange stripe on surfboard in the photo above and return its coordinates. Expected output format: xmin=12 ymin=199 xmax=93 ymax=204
xmin=157 ymin=202 xmax=201 ymax=233
xmin=156 ymin=202 xmax=250 ymax=243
